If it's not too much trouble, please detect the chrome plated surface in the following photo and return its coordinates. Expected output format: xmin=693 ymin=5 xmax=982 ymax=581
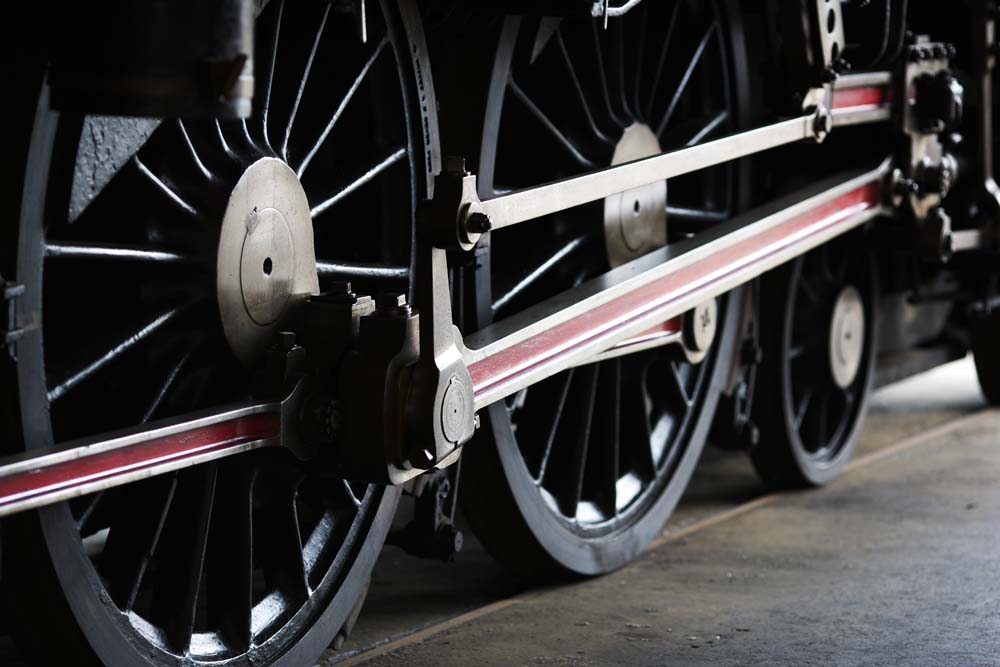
xmin=829 ymin=284 xmax=866 ymax=389
xmin=603 ymin=123 xmax=667 ymax=267
xmin=217 ymin=158 xmax=320 ymax=364
xmin=0 ymin=401 xmax=280 ymax=517
xmin=479 ymin=115 xmax=818 ymax=230
xmin=464 ymin=161 xmax=892 ymax=410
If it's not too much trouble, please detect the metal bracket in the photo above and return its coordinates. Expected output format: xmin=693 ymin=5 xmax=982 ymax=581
xmin=2 ymin=275 xmax=32 ymax=361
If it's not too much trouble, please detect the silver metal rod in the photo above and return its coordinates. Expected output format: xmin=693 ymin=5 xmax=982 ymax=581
xmin=464 ymin=160 xmax=892 ymax=410
xmin=0 ymin=402 xmax=280 ymax=517
xmin=480 ymin=115 xmax=817 ymax=230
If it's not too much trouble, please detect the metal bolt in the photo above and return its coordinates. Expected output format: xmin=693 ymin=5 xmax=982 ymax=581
xmin=466 ymin=212 xmax=493 ymax=234
xmin=813 ymin=107 xmax=833 ymax=143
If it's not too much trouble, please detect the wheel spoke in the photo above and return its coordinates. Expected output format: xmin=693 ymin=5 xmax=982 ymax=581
xmin=631 ymin=3 xmax=648 ymax=121
xmin=587 ymin=360 xmax=621 ymax=518
xmin=133 ymin=157 xmax=204 ymax=221
xmin=509 ymin=79 xmax=595 ymax=169
xmin=151 ymin=465 xmax=218 ymax=652
xmin=547 ymin=364 xmax=599 ymax=518
xmin=794 ymin=386 xmax=815 ymax=429
xmin=656 ymin=22 xmax=718 ymax=137
xmin=533 ymin=369 xmax=576 ymax=482
xmin=670 ymin=361 xmax=693 ymax=407
xmin=590 ymin=22 xmax=625 ymax=128
xmin=207 ymin=463 xmax=255 ymax=650
xmin=176 ymin=120 xmax=216 ymax=182
xmin=281 ymin=1 xmax=332 ymax=161
xmin=492 ymin=234 xmax=589 ymax=313
xmin=556 ymin=32 xmax=613 ymax=145
xmin=142 ymin=344 xmax=198 ymax=422
xmin=260 ymin=0 xmax=285 ymax=151
xmin=45 ymin=242 xmax=195 ymax=265
xmin=310 ymin=147 xmax=407 ymax=219
xmin=48 ymin=307 xmax=185 ymax=403
xmin=614 ymin=20 xmax=633 ymax=120
xmin=298 ymin=37 xmax=389 ymax=178
xmin=75 ymin=490 xmax=106 ymax=533
xmin=99 ymin=474 xmax=178 ymax=612
xmin=644 ymin=0 xmax=683 ymax=119
xmin=798 ymin=273 xmax=824 ymax=305
xmin=666 ymin=206 xmax=727 ymax=223
xmin=214 ymin=120 xmax=239 ymax=161
xmin=686 ymin=110 xmax=729 ymax=146
xmin=619 ymin=360 xmax=656 ymax=479
xmin=336 ymin=478 xmax=362 ymax=510
xmin=255 ymin=468 xmax=309 ymax=601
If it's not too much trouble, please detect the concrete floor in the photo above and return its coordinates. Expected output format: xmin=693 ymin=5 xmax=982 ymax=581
xmin=333 ymin=358 xmax=997 ymax=666
xmin=0 ymin=359 xmax=989 ymax=666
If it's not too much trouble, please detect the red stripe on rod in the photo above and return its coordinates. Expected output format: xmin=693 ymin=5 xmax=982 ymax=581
xmin=469 ymin=182 xmax=882 ymax=400
xmin=831 ymin=85 xmax=892 ymax=110
xmin=0 ymin=413 xmax=279 ymax=512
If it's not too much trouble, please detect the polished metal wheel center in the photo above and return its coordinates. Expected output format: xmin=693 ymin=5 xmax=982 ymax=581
xmin=218 ymin=157 xmax=319 ymax=364
xmin=828 ymin=284 xmax=865 ymax=389
xmin=604 ymin=123 xmax=667 ymax=267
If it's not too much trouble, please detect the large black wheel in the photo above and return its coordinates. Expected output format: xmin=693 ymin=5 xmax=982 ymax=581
xmin=972 ymin=309 xmax=1000 ymax=405
xmin=2 ymin=2 xmax=436 ymax=665
xmin=750 ymin=236 xmax=879 ymax=488
xmin=460 ymin=1 xmax=749 ymax=576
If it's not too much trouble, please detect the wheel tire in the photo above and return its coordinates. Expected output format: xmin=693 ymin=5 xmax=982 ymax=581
xmin=1 ymin=1 xmax=435 ymax=664
xmin=750 ymin=237 xmax=879 ymax=488
xmin=460 ymin=0 xmax=751 ymax=577
xmin=972 ymin=309 xmax=1000 ymax=405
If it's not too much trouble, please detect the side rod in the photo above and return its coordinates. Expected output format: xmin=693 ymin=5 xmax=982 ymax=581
xmin=463 ymin=160 xmax=893 ymax=410
xmin=0 ymin=402 xmax=281 ymax=517
xmin=472 ymin=72 xmax=891 ymax=234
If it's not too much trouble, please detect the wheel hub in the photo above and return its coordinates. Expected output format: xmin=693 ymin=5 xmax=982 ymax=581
xmin=218 ymin=157 xmax=319 ymax=364
xmin=604 ymin=123 xmax=667 ymax=267
xmin=829 ymin=284 xmax=866 ymax=389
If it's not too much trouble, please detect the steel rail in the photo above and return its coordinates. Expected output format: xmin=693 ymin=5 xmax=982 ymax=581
xmin=0 ymin=401 xmax=281 ymax=517
xmin=463 ymin=160 xmax=892 ymax=410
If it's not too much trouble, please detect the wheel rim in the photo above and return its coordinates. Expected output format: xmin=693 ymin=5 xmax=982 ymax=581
xmin=469 ymin=1 xmax=744 ymax=571
xmin=13 ymin=1 xmax=432 ymax=664
xmin=782 ymin=240 xmax=877 ymax=467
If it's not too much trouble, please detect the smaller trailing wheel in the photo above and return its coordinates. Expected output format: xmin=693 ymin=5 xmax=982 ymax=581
xmin=750 ymin=236 xmax=879 ymax=488
xmin=971 ymin=309 xmax=1000 ymax=405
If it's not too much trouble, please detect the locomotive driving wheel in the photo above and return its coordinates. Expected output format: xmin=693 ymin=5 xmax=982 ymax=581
xmin=750 ymin=235 xmax=879 ymax=488
xmin=3 ymin=1 xmax=436 ymax=665
xmin=461 ymin=0 xmax=749 ymax=576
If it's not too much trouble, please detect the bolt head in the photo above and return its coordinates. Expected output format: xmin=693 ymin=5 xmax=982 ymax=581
xmin=467 ymin=212 xmax=493 ymax=234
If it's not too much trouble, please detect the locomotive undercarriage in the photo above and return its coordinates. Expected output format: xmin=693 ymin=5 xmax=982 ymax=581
xmin=2 ymin=0 xmax=999 ymax=665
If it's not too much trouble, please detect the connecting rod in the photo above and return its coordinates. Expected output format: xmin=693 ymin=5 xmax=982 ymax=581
xmin=0 ymin=74 xmax=896 ymax=508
